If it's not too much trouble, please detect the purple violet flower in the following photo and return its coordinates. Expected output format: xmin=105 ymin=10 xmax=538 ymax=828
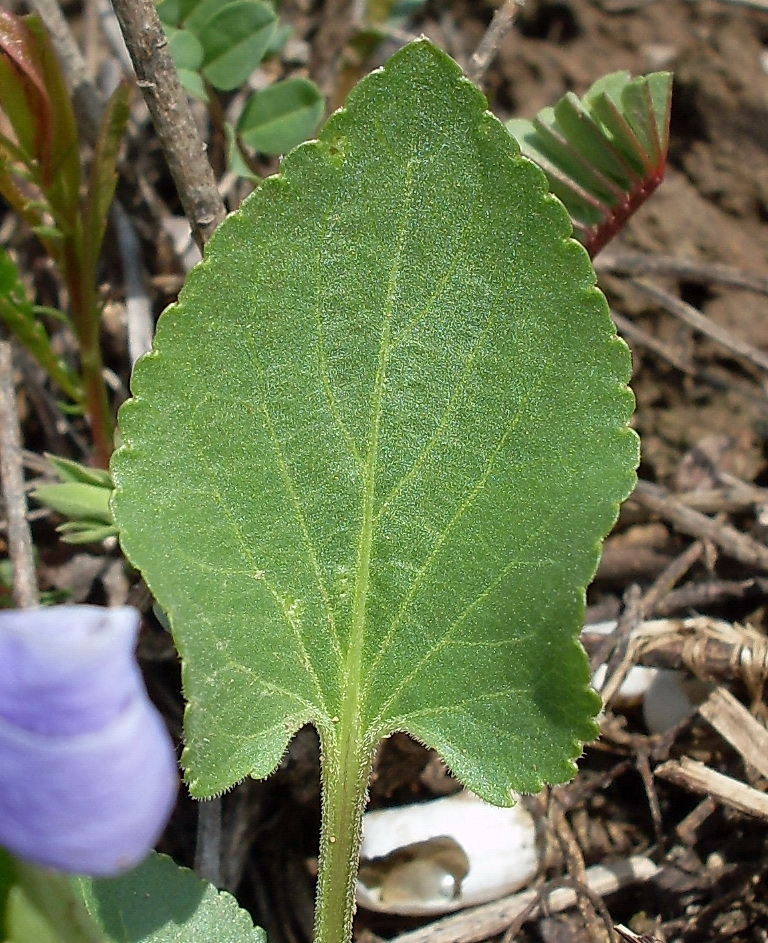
xmin=0 ymin=605 xmax=178 ymax=876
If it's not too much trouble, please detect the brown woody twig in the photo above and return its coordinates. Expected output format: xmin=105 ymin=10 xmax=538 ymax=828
xmin=111 ymin=0 xmax=226 ymax=250
xmin=0 ymin=341 xmax=39 ymax=609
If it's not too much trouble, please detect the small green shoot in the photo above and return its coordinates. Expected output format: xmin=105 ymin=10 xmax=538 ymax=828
xmin=0 ymin=12 xmax=129 ymax=466
xmin=507 ymin=70 xmax=672 ymax=257
xmin=31 ymin=456 xmax=117 ymax=545
xmin=0 ymin=248 xmax=82 ymax=403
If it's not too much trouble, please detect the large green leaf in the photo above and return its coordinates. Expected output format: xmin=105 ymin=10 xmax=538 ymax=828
xmin=112 ymin=39 xmax=637 ymax=803
xmin=76 ymin=853 xmax=266 ymax=943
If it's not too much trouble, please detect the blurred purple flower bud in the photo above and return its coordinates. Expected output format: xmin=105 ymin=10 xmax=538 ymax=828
xmin=0 ymin=605 xmax=178 ymax=876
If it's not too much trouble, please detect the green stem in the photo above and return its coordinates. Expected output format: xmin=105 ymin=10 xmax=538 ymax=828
xmin=79 ymin=336 xmax=113 ymax=469
xmin=314 ymin=410 xmax=380 ymax=943
xmin=313 ymin=234 xmax=396 ymax=942
xmin=314 ymin=723 xmax=375 ymax=943
xmin=62 ymin=238 xmax=113 ymax=469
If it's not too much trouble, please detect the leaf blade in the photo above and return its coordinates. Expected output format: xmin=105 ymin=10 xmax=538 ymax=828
xmin=112 ymin=40 xmax=637 ymax=801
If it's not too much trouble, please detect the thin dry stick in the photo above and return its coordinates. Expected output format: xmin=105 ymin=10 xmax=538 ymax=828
xmin=0 ymin=341 xmax=39 ymax=609
xmin=655 ymin=757 xmax=768 ymax=819
xmin=111 ymin=0 xmax=226 ymax=249
xmin=632 ymin=479 xmax=768 ymax=573
xmin=698 ymin=687 xmax=768 ymax=780
xmin=597 ymin=251 xmax=768 ymax=296
xmin=29 ymin=0 xmax=104 ymax=144
xmin=550 ymin=795 xmax=614 ymax=943
xmin=466 ymin=0 xmax=525 ymax=86
xmin=389 ymin=857 xmax=658 ymax=943
xmin=628 ymin=278 xmax=768 ymax=374
xmin=652 ymin=577 xmax=765 ymax=616
xmin=599 ymin=545 xmax=703 ymax=707
xmin=640 ymin=539 xmax=704 ymax=615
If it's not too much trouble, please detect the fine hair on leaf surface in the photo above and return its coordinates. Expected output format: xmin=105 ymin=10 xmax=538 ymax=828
xmin=111 ymin=40 xmax=638 ymax=807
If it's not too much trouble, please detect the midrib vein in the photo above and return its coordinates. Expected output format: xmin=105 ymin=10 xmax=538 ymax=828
xmin=340 ymin=160 xmax=415 ymax=742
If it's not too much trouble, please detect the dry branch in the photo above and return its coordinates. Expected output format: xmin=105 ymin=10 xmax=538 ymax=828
xmin=0 ymin=341 xmax=39 ymax=608
xmin=655 ymin=758 xmax=768 ymax=820
xmin=111 ymin=0 xmax=225 ymax=249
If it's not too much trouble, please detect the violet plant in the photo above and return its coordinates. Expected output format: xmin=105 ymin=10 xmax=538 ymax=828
xmin=109 ymin=39 xmax=669 ymax=943
xmin=0 ymin=23 xmax=672 ymax=943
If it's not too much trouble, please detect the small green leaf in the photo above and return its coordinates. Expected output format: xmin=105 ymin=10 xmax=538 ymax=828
xmin=76 ymin=853 xmax=266 ymax=943
xmin=0 ymin=14 xmax=81 ymax=219
xmin=0 ymin=247 xmax=83 ymax=401
xmin=178 ymin=68 xmax=210 ymax=102
xmin=1 ymin=853 xmax=106 ymax=943
xmin=32 ymin=458 xmax=117 ymax=542
xmin=225 ymin=121 xmax=258 ymax=180
xmin=55 ymin=521 xmax=118 ymax=544
xmin=155 ymin=0 xmax=198 ymax=25
xmin=113 ymin=40 xmax=636 ymax=805
xmin=237 ymin=77 xmax=324 ymax=155
xmin=195 ymin=0 xmax=277 ymax=91
xmin=180 ymin=0 xmax=231 ymax=31
xmin=45 ymin=454 xmax=113 ymax=488
xmin=83 ymin=81 xmax=130 ymax=283
xmin=32 ymin=481 xmax=114 ymax=525
xmin=166 ymin=26 xmax=206 ymax=72
xmin=263 ymin=22 xmax=292 ymax=58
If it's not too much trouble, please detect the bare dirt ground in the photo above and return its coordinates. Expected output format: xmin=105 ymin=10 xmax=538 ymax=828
xmin=5 ymin=0 xmax=768 ymax=941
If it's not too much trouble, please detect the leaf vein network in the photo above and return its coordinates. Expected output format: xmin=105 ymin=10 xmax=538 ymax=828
xmin=313 ymin=191 xmax=364 ymax=470
xmin=190 ymin=375 xmax=336 ymax=708
xmin=387 ymin=213 xmax=476 ymax=355
xmin=369 ymin=550 xmax=545 ymax=730
xmin=346 ymin=157 xmax=416 ymax=697
xmin=373 ymin=114 xmax=408 ymax=167
xmin=364 ymin=355 xmax=548 ymax=697
xmin=393 ymin=685 xmax=523 ymax=724
xmin=255 ymin=392 xmax=343 ymax=682
xmin=206 ymin=660 xmax=320 ymax=718
xmin=374 ymin=279 xmax=507 ymax=523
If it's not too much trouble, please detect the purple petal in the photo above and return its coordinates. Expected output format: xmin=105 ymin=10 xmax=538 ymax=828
xmin=0 ymin=606 xmax=178 ymax=876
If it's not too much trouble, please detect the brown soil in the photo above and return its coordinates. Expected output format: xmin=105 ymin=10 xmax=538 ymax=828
xmin=5 ymin=0 xmax=768 ymax=941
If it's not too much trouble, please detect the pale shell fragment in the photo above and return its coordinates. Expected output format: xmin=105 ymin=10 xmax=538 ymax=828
xmin=587 ymin=619 xmax=714 ymax=731
xmin=642 ymin=669 xmax=714 ymax=735
xmin=356 ymin=791 xmax=539 ymax=915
